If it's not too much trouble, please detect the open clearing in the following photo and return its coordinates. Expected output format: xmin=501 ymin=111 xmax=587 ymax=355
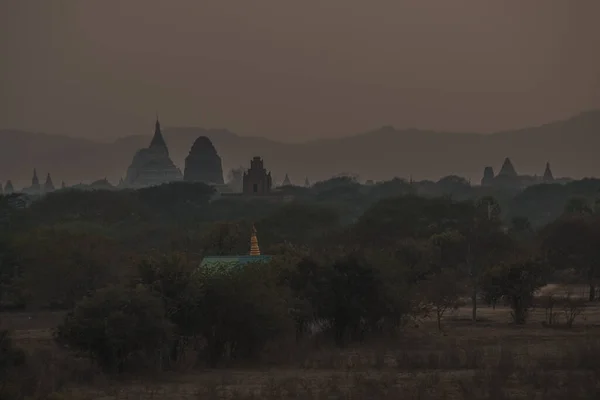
xmin=3 ymin=287 xmax=600 ymax=399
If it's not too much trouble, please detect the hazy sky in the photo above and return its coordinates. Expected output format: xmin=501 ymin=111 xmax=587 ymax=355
xmin=1 ymin=0 xmax=599 ymax=142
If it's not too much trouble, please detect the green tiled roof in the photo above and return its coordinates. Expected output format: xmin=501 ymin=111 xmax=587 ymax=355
xmin=200 ymin=255 xmax=272 ymax=268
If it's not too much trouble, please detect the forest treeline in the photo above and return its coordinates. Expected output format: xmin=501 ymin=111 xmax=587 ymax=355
xmin=2 ymin=176 xmax=600 ymax=380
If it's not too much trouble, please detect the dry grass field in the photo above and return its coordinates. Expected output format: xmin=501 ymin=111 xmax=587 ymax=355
xmin=3 ymin=285 xmax=600 ymax=399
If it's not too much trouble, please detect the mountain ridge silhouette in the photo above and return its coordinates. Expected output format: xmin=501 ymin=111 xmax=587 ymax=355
xmin=1 ymin=110 xmax=599 ymax=188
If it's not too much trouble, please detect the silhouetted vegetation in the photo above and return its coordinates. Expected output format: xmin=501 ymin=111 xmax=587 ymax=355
xmin=3 ymin=177 xmax=600 ymax=398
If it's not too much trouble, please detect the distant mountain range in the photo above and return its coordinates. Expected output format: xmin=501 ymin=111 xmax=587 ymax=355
xmin=1 ymin=110 xmax=599 ymax=189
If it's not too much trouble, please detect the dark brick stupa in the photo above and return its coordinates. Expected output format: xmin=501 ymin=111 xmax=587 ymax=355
xmin=481 ymin=166 xmax=495 ymax=186
xmin=183 ymin=136 xmax=224 ymax=185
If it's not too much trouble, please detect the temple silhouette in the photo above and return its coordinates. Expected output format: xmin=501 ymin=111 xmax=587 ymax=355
xmin=480 ymin=158 xmax=568 ymax=189
xmin=124 ymin=118 xmax=183 ymax=188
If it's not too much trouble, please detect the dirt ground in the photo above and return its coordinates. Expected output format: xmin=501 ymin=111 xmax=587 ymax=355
xmin=3 ymin=286 xmax=600 ymax=399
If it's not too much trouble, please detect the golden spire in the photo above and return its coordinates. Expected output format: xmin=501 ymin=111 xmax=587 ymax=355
xmin=250 ymin=225 xmax=261 ymax=256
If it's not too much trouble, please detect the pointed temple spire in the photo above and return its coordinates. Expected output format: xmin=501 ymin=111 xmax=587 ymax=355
xmin=543 ymin=162 xmax=554 ymax=182
xmin=282 ymin=173 xmax=291 ymax=186
xmin=44 ymin=173 xmax=55 ymax=193
xmin=249 ymin=225 xmax=261 ymax=256
xmin=304 ymin=177 xmax=310 ymax=187
xmin=32 ymin=168 xmax=39 ymax=186
xmin=481 ymin=166 xmax=495 ymax=186
xmin=149 ymin=117 xmax=168 ymax=152
xmin=498 ymin=157 xmax=517 ymax=177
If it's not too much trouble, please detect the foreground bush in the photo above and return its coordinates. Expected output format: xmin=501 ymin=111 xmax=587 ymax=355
xmin=483 ymin=257 xmax=547 ymax=324
xmin=138 ymin=256 xmax=293 ymax=367
xmin=1 ymin=329 xmax=103 ymax=399
xmin=284 ymin=253 xmax=412 ymax=346
xmin=56 ymin=285 xmax=172 ymax=373
xmin=196 ymin=264 xmax=292 ymax=366
xmin=0 ymin=330 xmax=27 ymax=399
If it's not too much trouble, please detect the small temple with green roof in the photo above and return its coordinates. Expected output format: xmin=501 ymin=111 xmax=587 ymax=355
xmin=200 ymin=225 xmax=272 ymax=269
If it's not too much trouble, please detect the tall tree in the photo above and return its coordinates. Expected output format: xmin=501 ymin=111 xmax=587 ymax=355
xmin=467 ymin=196 xmax=513 ymax=322
xmin=542 ymin=216 xmax=600 ymax=301
xmin=423 ymin=268 xmax=467 ymax=332
xmin=484 ymin=257 xmax=546 ymax=324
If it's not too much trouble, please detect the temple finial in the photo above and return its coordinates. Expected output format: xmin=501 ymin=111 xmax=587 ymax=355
xmin=32 ymin=168 xmax=39 ymax=186
xmin=149 ymin=115 xmax=168 ymax=151
xmin=249 ymin=225 xmax=261 ymax=256
xmin=543 ymin=162 xmax=554 ymax=182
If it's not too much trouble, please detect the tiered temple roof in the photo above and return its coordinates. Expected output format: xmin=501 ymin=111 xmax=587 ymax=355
xmin=543 ymin=162 xmax=554 ymax=182
xmin=498 ymin=157 xmax=517 ymax=177
xmin=481 ymin=158 xmax=561 ymax=188
xmin=242 ymin=156 xmax=272 ymax=195
xmin=282 ymin=173 xmax=292 ymax=186
xmin=124 ymin=118 xmax=183 ymax=188
xmin=44 ymin=173 xmax=55 ymax=193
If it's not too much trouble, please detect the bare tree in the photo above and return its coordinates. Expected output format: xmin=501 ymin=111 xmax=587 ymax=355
xmin=425 ymin=269 xmax=466 ymax=333
xmin=562 ymin=291 xmax=586 ymax=328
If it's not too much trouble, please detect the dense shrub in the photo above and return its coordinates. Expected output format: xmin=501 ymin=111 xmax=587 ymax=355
xmin=55 ymin=285 xmax=172 ymax=373
xmin=189 ymin=263 xmax=291 ymax=367
xmin=0 ymin=330 xmax=27 ymax=399
xmin=485 ymin=258 xmax=547 ymax=324
xmin=138 ymin=255 xmax=292 ymax=367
